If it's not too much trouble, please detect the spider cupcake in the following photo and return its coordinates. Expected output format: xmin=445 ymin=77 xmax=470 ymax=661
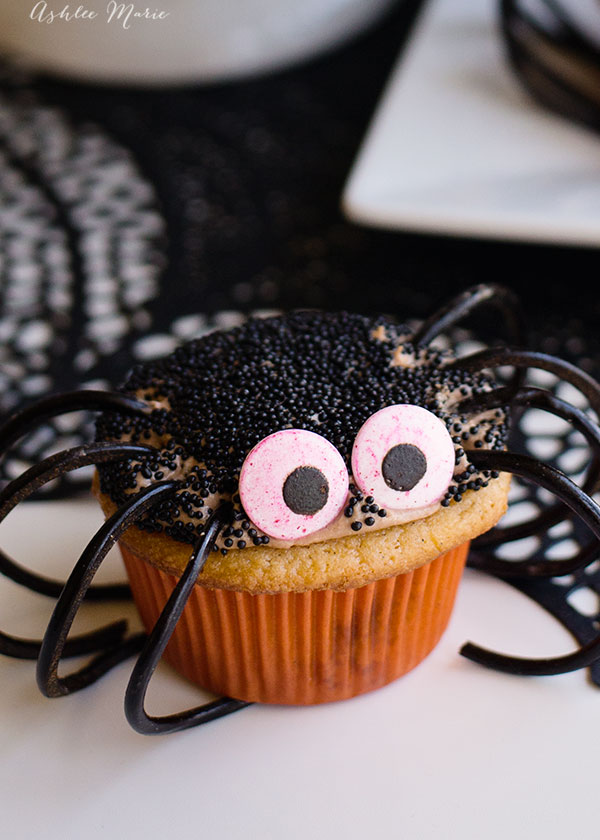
xmin=2 ymin=283 xmax=600 ymax=735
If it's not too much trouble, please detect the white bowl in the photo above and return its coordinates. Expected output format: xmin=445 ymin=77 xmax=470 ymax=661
xmin=0 ymin=0 xmax=395 ymax=85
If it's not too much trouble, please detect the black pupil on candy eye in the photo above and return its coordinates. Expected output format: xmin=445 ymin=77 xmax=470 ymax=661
xmin=381 ymin=444 xmax=427 ymax=492
xmin=282 ymin=466 xmax=329 ymax=516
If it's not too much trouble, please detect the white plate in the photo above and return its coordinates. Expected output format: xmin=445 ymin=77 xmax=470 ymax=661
xmin=343 ymin=0 xmax=600 ymax=246
xmin=1 ymin=497 xmax=600 ymax=839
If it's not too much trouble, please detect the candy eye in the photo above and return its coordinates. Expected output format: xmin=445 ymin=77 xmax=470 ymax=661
xmin=239 ymin=429 xmax=349 ymax=541
xmin=351 ymin=405 xmax=455 ymax=510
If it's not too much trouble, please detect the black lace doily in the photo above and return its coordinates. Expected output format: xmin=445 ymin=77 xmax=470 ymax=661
xmin=1 ymin=0 xmax=600 ymax=684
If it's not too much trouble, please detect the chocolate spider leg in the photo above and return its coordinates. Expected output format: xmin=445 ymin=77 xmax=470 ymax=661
xmin=0 ymin=441 xmax=157 ymax=601
xmin=0 ymin=442 xmax=156 ymax=661
xmin=0 ymin=389 xmax=151 ymax=456
xmin=449 ymin=348 xmax=600 ymax=550
xmin=445 ymin=348 xmax=600 ymax=416
xmin=461 ymin=449 xmax=600 ymax=676
xmin=124 ymin=504 xmax=250 ymax=736
xmin=0 ymin=622 xmax=129 ymax=661
xmin=0 ymin=389 xmax=154 ymax=608
xmin=410 ymin=283 xmax=527 ymax=350
xmin=37 ymin=481 xmax=179 ymax=698
xmin=410 ymin=284 xmax=527 ymax=399
xmin=459 ymin=387 xmax=600 ymax=557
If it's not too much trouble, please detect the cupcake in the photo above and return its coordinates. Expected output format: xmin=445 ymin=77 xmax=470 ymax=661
xmin=94 ymin=310 xmax=510 ymax=705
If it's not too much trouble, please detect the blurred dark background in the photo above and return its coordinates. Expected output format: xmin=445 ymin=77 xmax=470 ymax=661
xmin=0 ymin=0 xmax=598 ymax=418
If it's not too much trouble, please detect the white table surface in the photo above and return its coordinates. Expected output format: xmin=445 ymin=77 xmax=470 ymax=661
xmin=343 ymin=0 xmax=600 ymax=246
xmin=1 ymin=496 xmax=598 ymax=839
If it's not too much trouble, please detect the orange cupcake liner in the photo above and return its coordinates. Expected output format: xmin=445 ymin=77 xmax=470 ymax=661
xmin=120 ymin=541 xmax=469 ymax=705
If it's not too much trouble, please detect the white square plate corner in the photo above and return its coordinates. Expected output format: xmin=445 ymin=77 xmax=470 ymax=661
xmin=343 ymin=0 xmax=600 ymax=247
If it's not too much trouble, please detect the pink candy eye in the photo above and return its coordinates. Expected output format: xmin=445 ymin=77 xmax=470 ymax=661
xmin=239 ymin=429 xmax=349 ymax=541
xmin=351 ymin=405 xmax=455 ymax=510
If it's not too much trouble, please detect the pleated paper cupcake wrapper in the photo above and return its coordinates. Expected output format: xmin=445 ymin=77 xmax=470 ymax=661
xmin=120 ymin=541 xmax=469 ymax=705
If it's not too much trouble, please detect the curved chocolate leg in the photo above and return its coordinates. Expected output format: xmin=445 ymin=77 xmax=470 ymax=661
xmin=0 ymin=441 xmax=156 ymax=601
xmin=467 ymin=537 xmax=600 ymax=581
xmin=410 ymin=284 xmax=527 ymax=350
xmin=459 ymin=387 xmax=600 ymax=551
xmin=0 ymin=390 xmax=150 ymax=455
xmin=460 ymin=635 xmax=600 ymax=678
xmin=124 ymin=503 xmax=250 ymax=736
xmin=445 ymin=348 xmax=600 ymax=417
xmin=0 ymin=441 xmax=159 ymax=660
xmin=450 ymin=350 xmax=600 ymax=552
xmin=37 ymin=481 xmax=179 ymax=697
xmin=462 ymin=449 xmax=600 ymax=676
xmin=0 ymin=621 xmax=128 ymax=660
xmin=469 ymin=448 xmax=600 ymax=576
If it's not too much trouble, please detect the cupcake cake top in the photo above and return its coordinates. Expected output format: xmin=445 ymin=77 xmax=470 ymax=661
xmin=95 ymin=310 xmax=508 ymax=553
